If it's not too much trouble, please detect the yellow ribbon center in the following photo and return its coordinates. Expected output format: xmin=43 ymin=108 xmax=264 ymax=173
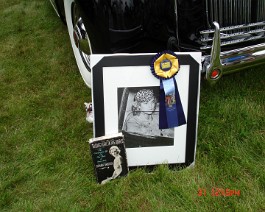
xmin=154 ymin=53 xmax=179 ymax=79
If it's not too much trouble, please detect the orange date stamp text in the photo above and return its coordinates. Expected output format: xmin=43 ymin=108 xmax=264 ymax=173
xmin=198 ymin=188 xmax=241 ymax=197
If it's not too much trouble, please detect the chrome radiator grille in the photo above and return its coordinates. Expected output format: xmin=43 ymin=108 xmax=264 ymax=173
xmin=201 ymin=0 xmax=265 ymax=50
xmin=257 ymin=0 xmax=265 ymax=21
xmin=206 ymin=0 xmax=252 ymax=27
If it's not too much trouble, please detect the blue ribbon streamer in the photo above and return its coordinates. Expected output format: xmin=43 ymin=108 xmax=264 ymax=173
xmin=159 ymin=78 xmax=186 ymax=129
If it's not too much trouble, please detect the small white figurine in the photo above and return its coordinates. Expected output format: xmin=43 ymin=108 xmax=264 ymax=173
xmin=84 ymin=102 xmax=94 ymax=123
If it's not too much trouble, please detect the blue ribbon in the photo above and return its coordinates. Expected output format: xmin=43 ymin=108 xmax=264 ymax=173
xmin=159 ymin=78 xmax=186 ymax=129
xmin=150 ymin=51 xmax=186 ymax=129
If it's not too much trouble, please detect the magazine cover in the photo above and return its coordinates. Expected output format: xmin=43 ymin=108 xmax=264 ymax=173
xmin=89 ymin=133 xmax=129 ymax=184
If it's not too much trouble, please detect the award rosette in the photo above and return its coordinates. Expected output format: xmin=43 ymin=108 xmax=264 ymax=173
xmin=150 ymin=51 xmax=186 ymax=129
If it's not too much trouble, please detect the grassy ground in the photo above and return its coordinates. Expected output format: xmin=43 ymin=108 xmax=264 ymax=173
xmin=0 ymin=0 xmax=264 ymax=211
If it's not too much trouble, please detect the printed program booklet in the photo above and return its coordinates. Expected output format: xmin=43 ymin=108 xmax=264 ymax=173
xmin=89 ymin=133 xmax=129 ymax=184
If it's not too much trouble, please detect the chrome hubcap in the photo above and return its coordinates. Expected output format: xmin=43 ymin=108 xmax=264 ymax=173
xmin=72 ymin=3 xmax=92 ymax=71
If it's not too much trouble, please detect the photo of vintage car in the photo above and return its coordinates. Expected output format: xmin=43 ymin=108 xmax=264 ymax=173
xmin=50 ymin=0 xmax=265 ymax=87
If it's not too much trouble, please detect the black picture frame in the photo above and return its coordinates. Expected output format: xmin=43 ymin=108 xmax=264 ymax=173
xmin=92 ymin=54 xmax=200 ymax=168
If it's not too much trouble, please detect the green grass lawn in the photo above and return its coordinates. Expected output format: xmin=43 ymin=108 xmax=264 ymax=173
xmin=0 ymin=0 xmax=264 ymax=211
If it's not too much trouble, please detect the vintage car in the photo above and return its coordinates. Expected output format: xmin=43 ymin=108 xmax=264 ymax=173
xmin=50 ymin=0 xmax=265 ymax=87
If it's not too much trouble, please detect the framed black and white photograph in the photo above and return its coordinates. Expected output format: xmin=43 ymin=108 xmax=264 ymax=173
xmin=91 ymin=53 xmax=201 ymax=167
xmin=118 ymin=86 xmax=174 ymax=148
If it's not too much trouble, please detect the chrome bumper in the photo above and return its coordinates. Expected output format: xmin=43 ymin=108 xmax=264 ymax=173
xmin=203 ymin=22 xmax=265 ymax=83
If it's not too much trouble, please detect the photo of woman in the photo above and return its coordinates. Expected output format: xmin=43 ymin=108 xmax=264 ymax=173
xmin=101 ymin=145 xmax=124 ymax=184
xmin=118 ymin=86 xmax=174 ymax=148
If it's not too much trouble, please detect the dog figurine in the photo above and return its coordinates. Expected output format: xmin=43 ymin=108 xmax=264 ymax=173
xmin=84 ymin=102 xmax=94 ymax=123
